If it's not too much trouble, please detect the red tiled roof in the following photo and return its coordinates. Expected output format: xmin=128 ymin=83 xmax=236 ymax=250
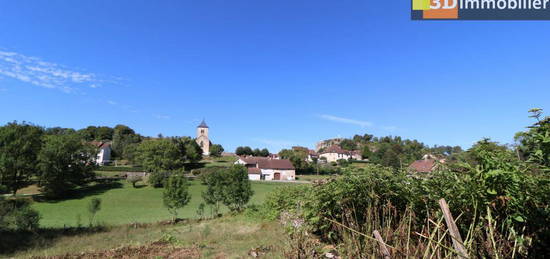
xmin=321 ymin=145 xmax=350 ymax=155
xmin=409 ymin=159 xmax=436 ymax=173
xmin=247 ymin=168 xmax=261 ymax=174
xmin=240 ymin=157 xmax=295 ymax=170
xmin=89 ymin=141 xmax=111 ymax=149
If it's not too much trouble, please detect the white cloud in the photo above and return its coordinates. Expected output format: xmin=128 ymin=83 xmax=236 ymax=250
xmin=107 ymin=100 xmax=117 ymax=105
xmin=0 ymin=50 xmax=110 ymax=93
xmin=318 ymin=114 xmax=373 ymax=127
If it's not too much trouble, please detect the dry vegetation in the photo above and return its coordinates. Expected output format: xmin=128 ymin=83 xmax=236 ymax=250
xmin=11 ymin=215 xmax=288 ymax=258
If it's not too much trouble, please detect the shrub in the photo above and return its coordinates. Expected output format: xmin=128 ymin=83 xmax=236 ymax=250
xmin=148 ymin=171 xmax=171 ymax=188
xmin=12 ymin=205 xmax=41 ymax=231
xmin=87 ymin=198 xmax=102 ymax=226
xmin=263 ymin=185 xmax=311 ymax=220
xmin=220 ymin=165 xmax=253 ymax=212
xmin=163 ymin=173 xmax=191 ymax=222
xmin=0 ymin=199 xmax=40 ymax=231
xmin=201 ymin=169 xmax=225 ymax=217
xmin=266 ymin=160 xmax=550 ymax=257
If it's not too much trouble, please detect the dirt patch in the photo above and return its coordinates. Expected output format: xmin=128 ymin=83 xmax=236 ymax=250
xmin=31 ymin=241 xmax=200 ymax=259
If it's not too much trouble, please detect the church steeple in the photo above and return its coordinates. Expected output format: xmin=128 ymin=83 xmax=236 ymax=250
xmin=195 ymin=119 xmax=210 ymax=155
xmin=197 ymin=119 xmax=209 ymax=128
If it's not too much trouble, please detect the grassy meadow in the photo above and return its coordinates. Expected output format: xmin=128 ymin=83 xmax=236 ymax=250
xmin=32 ymin=178 xmax=290 ymax=228
xmin=8 ymin=214 xmax=288 ymax=258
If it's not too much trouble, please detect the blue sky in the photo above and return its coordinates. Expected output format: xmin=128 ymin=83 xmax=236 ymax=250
xmin=0 ymin=1 xmax=548 ymax=152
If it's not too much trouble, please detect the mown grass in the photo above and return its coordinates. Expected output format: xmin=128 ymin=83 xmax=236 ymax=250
xmin=9 ymin=214 xmax=288 ymax=258
xmin=201 ymin=156 xmax=238 ymax=168
xmin=32 ymin=180 xmax=290 ymax=228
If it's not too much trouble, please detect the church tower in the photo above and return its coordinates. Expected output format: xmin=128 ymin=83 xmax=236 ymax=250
xmin=196 ymin=120 xmax=210 ymax=155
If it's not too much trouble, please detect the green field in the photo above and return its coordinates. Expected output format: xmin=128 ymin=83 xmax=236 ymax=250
xmin=33 ymin=180 xmax=288 ymax=228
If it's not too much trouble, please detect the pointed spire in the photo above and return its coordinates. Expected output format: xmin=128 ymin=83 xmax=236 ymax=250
xmin=197 ymin=119 xmax=209 ymax=128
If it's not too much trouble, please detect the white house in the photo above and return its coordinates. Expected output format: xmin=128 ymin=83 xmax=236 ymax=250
xmin=235 ymin=157 xmax=296 ymax=181
xmin=90 ymin=141 xmax=112 ymax=165
xmin=319 ymin=145 xmax=361 ymax=163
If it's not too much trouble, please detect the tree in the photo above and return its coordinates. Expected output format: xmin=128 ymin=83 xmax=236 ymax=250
xmin=515 ymin=109 xmax=550 ymax=167
xmin=235 ymin=146 xmax=253 ymax=156
xmin=279 ymin=149 xmax=310 ymax=172
xmin=87 ymin=198 xmax=102 ymax=226
xmin=45 ymin=127 xmax=76 ymax=136
xmin=220 ymin=165 xmax=253 ymax=212
xmin=201 ymin=170 xmax=225 ymax=217
xmin=0 ymin=122 xmax=43 ymax=196
xmin=37 ymin=134 xmax=96 ymax=198
xmin=172 ymin=137 xmax=202 ymax=163
xmin=209 ymin=144 xmax=224 ymax=157
xmin=251 ymin=148 xmax=270 ymax=157
xmin=136 ymin=139 xmax=186 ymax=174
xmin=163 ymin=173 xmax=191 ymax=222
xmin=112 ymin=125 xmax=142 ymax=159
xmin=340 ymin=139 xmax=357 ymax=151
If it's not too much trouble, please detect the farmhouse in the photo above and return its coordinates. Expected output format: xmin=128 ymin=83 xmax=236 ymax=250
xmin=408 ymin=154 xmax=446 ymax=173
xmin=90 ymin=141 xmax=111 ymax=165
xmin=319 ymin=145 xmax=361 ymax=163
xmin=292 ymin=146 xmax=319 ymax=162
xmin=234 ymin=157 xmax=296 ymax=181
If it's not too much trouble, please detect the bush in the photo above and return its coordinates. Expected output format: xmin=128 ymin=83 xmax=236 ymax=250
xmin=263 ymin=185 xmax=311 ymax=220
xmin=12 ymin=205 xmax=41 ymax=231
xmin=220 ymin=165 xmax=253 ymax=212
xmin=148 ymin=171 xmax=171 ymax=188
xmin=87 ymin=198 xmax=101 ymax=226
xmin=163 ymin=173 xmax=191 ymax=222
xmin=0 ymin=199 xmax=40 ymax=231
xmin=265 ymin=161 xmax=550 ymax=257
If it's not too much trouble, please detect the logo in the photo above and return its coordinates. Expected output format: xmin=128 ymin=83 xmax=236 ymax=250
xmin=412 ymin=0 xmax=550 ymax=20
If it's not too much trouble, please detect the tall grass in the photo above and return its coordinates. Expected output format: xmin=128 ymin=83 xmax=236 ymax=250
xmin=266 ymin=163 xmax=548 ymax=258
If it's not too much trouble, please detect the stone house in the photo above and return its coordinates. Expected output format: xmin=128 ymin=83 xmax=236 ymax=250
xmin=319 ymin=145 xmax=361 ymax=163
xmin=235 ymin=157 xmax=296 ymax=181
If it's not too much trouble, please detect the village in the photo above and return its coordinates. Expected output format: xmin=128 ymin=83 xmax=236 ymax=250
xmin=92 ymin=120 xmax=443 ymax=182
xmin=1 ymin=1 xmax=548 ymax=257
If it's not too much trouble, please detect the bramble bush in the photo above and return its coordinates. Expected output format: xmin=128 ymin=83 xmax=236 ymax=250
xmin=265 ymin=158 xmax=549 ymax=257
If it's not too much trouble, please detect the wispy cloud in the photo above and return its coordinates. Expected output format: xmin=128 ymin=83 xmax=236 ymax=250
xmin=318 ymin=114 xmax=373 ymax=128
xmin=154 ymin=114 xmax=171 ymax=120
xmin=107 ymin=100 xmax=117 ymax=105
xmin=0 ymin=50 xmax=110 ymax=93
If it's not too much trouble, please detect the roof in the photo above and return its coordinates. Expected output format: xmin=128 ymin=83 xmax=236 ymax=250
xmin=240 ymin=157 xmax=295 ymax=170
xmin=197 ymin=120 xmax=209 ymax=128
xmin=409 ymin=159 xmax=436 ymax=173
xmin=320 ymin=145 xmax=350 ymax=155
xmin=89 ymin=141 xmax=111 ymax=149
xmin=247 ymin=168 xmax=262 ymax=174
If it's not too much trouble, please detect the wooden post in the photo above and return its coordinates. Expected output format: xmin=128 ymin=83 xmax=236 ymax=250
xmin=373 ymin=230 xmax=391 ymax=259
xmin=438 ymin=198 xmax=469 ymax=259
